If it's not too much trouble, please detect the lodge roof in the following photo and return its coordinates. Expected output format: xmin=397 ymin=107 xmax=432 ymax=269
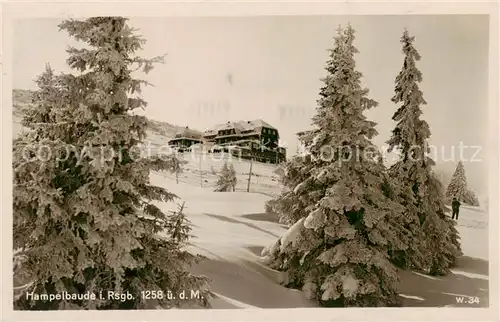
xmin=174 ymin=126 xmax=202 ymax=139
xmin=203 ymin=119 xmax=278 ymax=136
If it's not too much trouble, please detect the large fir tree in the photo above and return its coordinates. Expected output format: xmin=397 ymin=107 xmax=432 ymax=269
xmin=262 ymin=25 xmax=411 ymax=307
xmin=445 ymin=161 xmax=480 ymax=206
xmin=386 ymin=29 xmax=461 ymax=275
xmin=13 ymin=17 xmax=211 ymax=309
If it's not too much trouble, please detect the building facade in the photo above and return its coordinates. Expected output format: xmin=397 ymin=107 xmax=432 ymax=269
xmin=168 ymin=127 xmax=202 ymax=152
xmin=202 ymin=119 xmax=286 ymax=164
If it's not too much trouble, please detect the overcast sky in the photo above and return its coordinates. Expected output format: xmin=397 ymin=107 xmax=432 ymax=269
xmin=12 ymin=15 xmax=489 ymax=194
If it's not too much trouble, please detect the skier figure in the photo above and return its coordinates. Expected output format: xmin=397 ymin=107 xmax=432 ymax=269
xmin=451 ymin=197 xmax=461 ymax=220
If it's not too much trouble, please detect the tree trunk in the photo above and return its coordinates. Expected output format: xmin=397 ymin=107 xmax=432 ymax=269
xmin=247 ymin=156 xmax=253 ymax=192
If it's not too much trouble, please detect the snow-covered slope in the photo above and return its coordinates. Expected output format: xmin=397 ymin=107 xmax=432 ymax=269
xmin=149 ymin=170 xmax=489 ymax=308
xmin=158 ymin=148 xmax=281 ymax=197
xmin=151 ymin=171 xmax=283 ymax=260
xmin=455 ymin=205 xmax=489 ymax=261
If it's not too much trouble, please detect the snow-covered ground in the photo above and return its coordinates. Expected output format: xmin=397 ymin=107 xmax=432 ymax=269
xmin=455 ymin=205 xmax=489 ymax=262
xmin=151 ymin=171 xmax=283 ymax=261
xmin=159 ymin=150 xmax=490 ymax=260
xmin=149 ymin=146 xmax=282 ymax=197
xmin=147 ymin=149 xmax=490 ymax=308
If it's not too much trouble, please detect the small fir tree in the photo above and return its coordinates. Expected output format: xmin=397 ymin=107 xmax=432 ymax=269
xmin=168 ymin=152 xmax=187 ymax=184
xmin=464 ymin=190 xmax=480 ymax=207
xmin=386 ymin=29 xmax=461 ymax=274
xmin=445 ymin=161 xmax=480 ymax=206
xmin=214 ymin=162 xmax=236 ymax=192
xmin=13 ymin=17 xmax=211 ymax=310
xmin=167 ymin=202 xmax=193 ymax=244
xmin=262 ymin=25 xmax=410 ymax=307
xmin=214 ymin=162 xmax=229 ymax=192
xmin=21 ymin=63 xmax=63 ymax=128
xmin=227 ymin=163 xmax=237 ymax=191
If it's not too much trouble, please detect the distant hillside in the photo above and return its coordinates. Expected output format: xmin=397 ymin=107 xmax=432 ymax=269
xmin=12 ymin=89 xmax=197 ymax=139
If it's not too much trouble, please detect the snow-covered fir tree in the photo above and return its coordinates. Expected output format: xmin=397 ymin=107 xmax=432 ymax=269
xmin=386 ymin=29 xmax=461 ymax=275
xmin=445 ymin=161 xmax=480 ymax=206
xmin=425 ymin=171 xmax=462 ymax=274
xmin=21 ymin=63 xmax=61 ymax=127
xmin=446 ymin=162 xmax=467 ymax=199
xmin=265 ymin=129 xmax=321 ymax=224
xmin=262 ymin=25 xmax=412 ymax=307
xmin=264 ymin=154 xmax=316 ymax=226
xmin=167 ymin=202 xmax=193 ymax=244
xmin=214 ymin=162 xmax=236 ymax=192
xmin=12 ymin=17 xmax=211 ymax=309
xmin=228 ymin=163 xmax=237 ymax=191
xmin=168 ymin=152 xmax=187 ymax=184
